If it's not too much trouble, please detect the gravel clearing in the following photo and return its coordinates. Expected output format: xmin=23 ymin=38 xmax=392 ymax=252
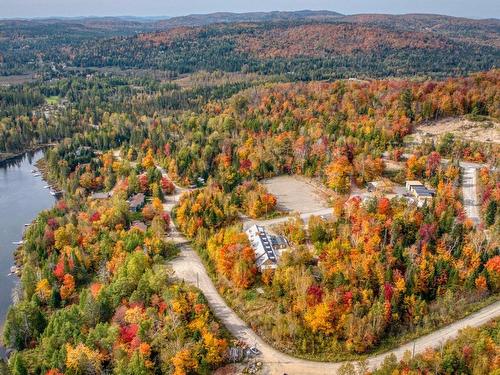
xmin=414 ymin=117 xmax=499 ymax=144
xmin=261 ymin=175 xmax=329 ymax=213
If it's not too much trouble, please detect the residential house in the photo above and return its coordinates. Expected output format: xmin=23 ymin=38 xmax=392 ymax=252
xmin=91 ymin=192 xmax=112 ymax=200
xmin=245 ymin=225 xmax=288 ymax=271
xmin=270 ymin=234 xmax=289 ymax=250
xmin=405 ymin=180 xmax=434 ymax=206
xmin=128 ymin=193 xmax=145 ymax=212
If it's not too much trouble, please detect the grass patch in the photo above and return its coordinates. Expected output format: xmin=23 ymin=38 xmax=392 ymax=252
xmin=464 ymin=113 xmax=493 ymax=122
xmin=45 ymin=95 xmax=60 ymax=105
xmin=243 ymin=290 xmax=258 ymax=301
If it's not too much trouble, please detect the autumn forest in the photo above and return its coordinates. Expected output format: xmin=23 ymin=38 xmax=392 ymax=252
xmin=0 ymin=9 xmax=499 ymax=375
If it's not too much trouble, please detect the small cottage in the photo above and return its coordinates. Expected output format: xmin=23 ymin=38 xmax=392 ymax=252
xmin=128 ymin=193 xmax=145 ymax=212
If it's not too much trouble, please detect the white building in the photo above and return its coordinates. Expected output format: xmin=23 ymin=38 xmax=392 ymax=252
xmin=245 ymin=225 xmax=288 ymax=271
xmin=405 ymin=180 xmax=434 ymax=207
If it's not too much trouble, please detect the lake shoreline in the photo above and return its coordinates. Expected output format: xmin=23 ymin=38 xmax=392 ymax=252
xmin=0 ymin=150 xmax=56 ymax=358
xmin=0 ymin=144 xmax=55 ymax=166
xmin=12 ymin=156 xmax=63 ymax=271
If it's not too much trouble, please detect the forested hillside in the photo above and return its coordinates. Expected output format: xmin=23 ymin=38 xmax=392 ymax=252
xmin=1 ymin=14 xmax=499 ymax=78
xmin=165 ymin=70 xmax=499 ymax=358
xmin=4 ymin=194 xmax=229 ymax=374
xmin=341 ymin=13 xmax=500 ymax=47
xmin=1 ymin=33 xmax=499 ymax=371
xmin=155 ymin=9 xmax=342 ymax=27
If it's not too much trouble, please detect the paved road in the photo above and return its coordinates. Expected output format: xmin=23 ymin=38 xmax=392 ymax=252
xmin=161 ymin=183 xmax=500 ymax=375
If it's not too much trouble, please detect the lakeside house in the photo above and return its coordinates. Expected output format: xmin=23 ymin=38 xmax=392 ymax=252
xmin=91 ymin=191 xmax=112 ymax=200
xmin=245 ymin=225 xmax=289 ymax=271
xmin=128 ymin=193 xmax=145 ymax=212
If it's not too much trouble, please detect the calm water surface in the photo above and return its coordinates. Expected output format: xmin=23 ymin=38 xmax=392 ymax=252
xmin=0 ymin=150 xmax=55 ymax=329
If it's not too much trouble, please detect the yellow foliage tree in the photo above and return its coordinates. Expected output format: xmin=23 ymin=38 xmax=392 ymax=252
xmin=65 ymin=343 xmax=102 ymax=375
xmin=172 ymin=347 xmax=198 ymax=375
xmin=152 ymin=197 xmax=163 ymax=212
xmin=36 ymin=278 xmax=52 ymax=302
xmin=325 ymin=156 xmax=353 ymax=194
xmin=142 ymin=149 xmax=155 ymax=169
xmin=304 ymin=302 xmax=334 ymax=334
xmin=202 ymin=331 xmax=227 ymax=365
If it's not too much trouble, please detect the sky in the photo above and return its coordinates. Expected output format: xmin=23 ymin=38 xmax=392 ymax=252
xmin=2 ymin=0 xmax=499 ymax=19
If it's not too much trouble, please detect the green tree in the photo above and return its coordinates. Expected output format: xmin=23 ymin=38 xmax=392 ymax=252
xmin=3 ymin=302 xmax=46 ymax=350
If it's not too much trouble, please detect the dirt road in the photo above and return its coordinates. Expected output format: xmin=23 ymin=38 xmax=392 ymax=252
xmin=170 ymin=230 xmax=499 ymax=374
xmin=162 ymin=183 xmax=499 ymax=375
xmin=151 ymin=157 xmax=497 ymax=374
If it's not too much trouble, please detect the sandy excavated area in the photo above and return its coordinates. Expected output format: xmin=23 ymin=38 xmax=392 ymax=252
xmin=261 ymin=175 xmax=329 ymax=213
xmin=415 ymin=117 xmax=499 ymax=144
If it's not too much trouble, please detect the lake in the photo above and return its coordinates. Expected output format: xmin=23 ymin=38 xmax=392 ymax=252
xmin=0 ymin=150 xmax=55 ymax=335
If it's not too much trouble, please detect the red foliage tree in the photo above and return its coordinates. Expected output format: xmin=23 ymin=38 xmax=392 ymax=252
xmin=306 ymin=284 xmax=324 ymax=306
xmin=120 ymin=324 xmax=139 ymax=343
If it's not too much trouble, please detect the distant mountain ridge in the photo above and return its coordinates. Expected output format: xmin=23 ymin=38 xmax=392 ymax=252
xmin=341 ymin=13 xmax=500 ymax=47
xmin=154 ymin=10 xmax=343 ymax=27
xmin=0 ymin=10 xmax=343 ymax=35
xmin=0 ymin=10 xmax=498 ymax=79
xmin=2 ymin=10 xmax=498 ymax=34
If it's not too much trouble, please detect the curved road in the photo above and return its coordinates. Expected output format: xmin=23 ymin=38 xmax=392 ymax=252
xmin=171 ymin=238 xmax=499 ymax=374
xmin=162 ymin=185 xmax=500 ymax=375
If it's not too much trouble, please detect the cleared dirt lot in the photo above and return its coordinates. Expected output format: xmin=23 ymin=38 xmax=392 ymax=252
xmin=0 ymin=74 xmax=37 ymax=86
xmin=414 ymin=117 xmax=499 ymax=144
xmin=261 ymin=175 xmax=329 ymax=213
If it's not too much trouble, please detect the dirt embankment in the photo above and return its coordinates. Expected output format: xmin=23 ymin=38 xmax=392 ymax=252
xmin=414 ymin=116 xmax=499 ymax=144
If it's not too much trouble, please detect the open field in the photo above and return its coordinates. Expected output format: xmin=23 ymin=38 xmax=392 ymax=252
xmin=45 ymin=95 xmax=60 ymax=105
xmin=414 ymin=116 xmax=500 ymax=144
xmin=0 ymin=73 xmax=37 ymax=86
xmin=261 ymin=175 xmax=329 ymax=213
xmin=173 ymin=70 xmax=271 ymax=88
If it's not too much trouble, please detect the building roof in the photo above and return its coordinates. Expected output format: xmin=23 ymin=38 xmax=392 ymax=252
xmin=270 ymin=235 xmax=288 ymax=247
xmin=406 ymin=180 xmax=435 ymax=198
xmin=128 ymin=193 xmax=145 ymax=209
xmin=413 ymin=186 xmax=434 ymax=195
xmin=91 ymin=192 xmax=112 ymax=200
xmin=406 ymin=180 xmax=424 ymax=186
xmin=131 ymin=220 xmax=147 ymax=232
xmin=416 ymin=192 xmax=434 ymax=197
xmin=246 ymin=225 xmax=279 ymax=269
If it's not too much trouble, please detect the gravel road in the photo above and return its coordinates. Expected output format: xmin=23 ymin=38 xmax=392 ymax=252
xmin=156 ymin=161 xmax=497 ymax=375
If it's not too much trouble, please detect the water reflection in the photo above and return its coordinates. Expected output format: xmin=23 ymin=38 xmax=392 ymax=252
xmin=0 ymin=150 xmax=55 ymax=353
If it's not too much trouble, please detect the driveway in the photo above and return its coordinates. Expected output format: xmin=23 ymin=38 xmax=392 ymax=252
xmin=462 ymin=167 xmax=481 ymax=225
